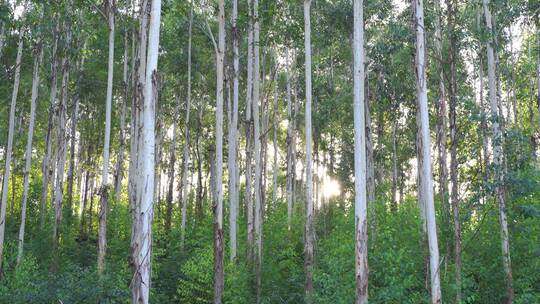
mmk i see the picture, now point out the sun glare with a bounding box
[322,179,341,199]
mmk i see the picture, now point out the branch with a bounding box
[204,19,218,53]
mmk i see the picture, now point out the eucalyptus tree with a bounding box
[445,0,462,299]
[303,0,315,301]
[17,21,44,266]
[353,0,368,302]
[41,20,59,228]
[228,0,240,262]
[482,0,514,301]
[213,0,226,301]
[245,0,255,263]
[413,0,442,302]
[285,45,295,230]
[253,0,264,301]
[114,0,132,203]
[180,0,194,245]
[0,17,25,274]
[52,0,74,271]
[98,0,115,276]
[130,0,163,301]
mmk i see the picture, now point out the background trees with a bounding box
[0,0,539,303]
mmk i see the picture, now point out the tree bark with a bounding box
[445,0,462,299]
[114,24,130,203]
[272,69,279,207]
[391,115,399,209]
[180,0,194,245]
[253,0,263,301]
[229,0,240,263]
[52,6,73,271]
[433,0,449,227]
[66,42,86,220]
[17,39,44,267]
[130,0,162,301]
[98,0,115,276]
[353,0,368,302]
[303,0,315,301]
[41,23,60,229]
[213,2,225,300]
[414,0,442,302]
[245,0,255,263]
[165,96,179,233]
[482,1,514,302]
[285,46,295,230]
[0,28,25,273]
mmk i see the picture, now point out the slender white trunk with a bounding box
[66,47,85,218]
[180,0,193,245]
[52,7,73,270]
[434,0,449,220]
[272,75,278,206]
[165,96,179,232]
[213,2,225,302]
[285,46,295,229]
[253,0,264,301]
[0,29,25,272]
[483,0,514,302]
[41,24,59,228]
[245,0,255,262]
[353,0,368,302]
[17,41,44,266]
[414,0,442,302]
[303,0,315,301]
[131,0,162,301]
[98,0,115,275]
[229,0,240,263]
[114,26,130,202]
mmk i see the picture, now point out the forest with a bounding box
[0,0,539,303]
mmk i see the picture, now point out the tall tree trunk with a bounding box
[434,0,449,229]
[52,6,73,271]
[391,115,399,209]
[476,5,490,183]
[17,40,44,267]
[303,0,315,301]
[253,0,263,301]
[365,81,375,205]
[114,25,130,203]
[0,28,24,273]
[66,42,85,220]
[272,72,278,207]
[41,24,60,228]
[213,2,225,300]
[414,0,442,302]
[98,0,115,276]
[245,0,255,263]
[180,0,194,245]
[482,1,514,302]
[130,0,162,301]
[165,96,179,233]
[196,101,204,219]
[446,0,462,299]
[229,0,240,263]
[285,46,295,230]
[529,30,537,160]
[353,0,368,302]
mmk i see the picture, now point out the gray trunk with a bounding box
[482,0,514,302]
[0,29,25,273]
[17,40,44,266]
